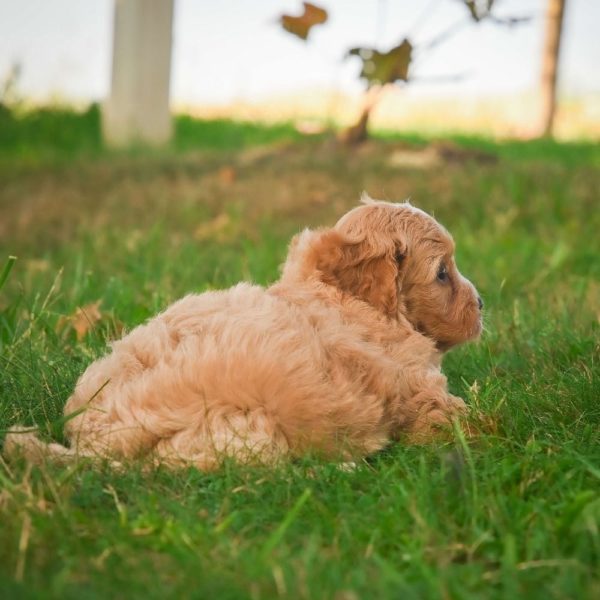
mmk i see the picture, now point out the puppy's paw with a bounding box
[402,391,469,443]
[3,426,48,463]
[447,394,468,415]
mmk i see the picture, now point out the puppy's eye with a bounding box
[437,264,449,283]
[395,250,405,264]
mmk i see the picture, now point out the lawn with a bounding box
[0,106,598,599]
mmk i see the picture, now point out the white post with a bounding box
[103,0,174,147]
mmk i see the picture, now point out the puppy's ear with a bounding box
[282,228,404,318]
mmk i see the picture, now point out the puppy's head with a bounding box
[282,197,482,350]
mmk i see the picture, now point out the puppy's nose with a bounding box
[477,296,483,310]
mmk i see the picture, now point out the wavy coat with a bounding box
[5,198,483,468]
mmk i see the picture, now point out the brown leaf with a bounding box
[348,39,413,87]
[218,166,236,185]
[56,301,103,341]
[280,2,328,41]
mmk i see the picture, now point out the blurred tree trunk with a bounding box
[338,102,372,146]
[338,86,384,146]
[539,0,566,138]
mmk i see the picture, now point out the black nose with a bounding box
[477,296,483,310]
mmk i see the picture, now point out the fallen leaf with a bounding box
[73,302,103,340]
[218,166,236,185]
[56,301,103,341]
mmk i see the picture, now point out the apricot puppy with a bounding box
[5,197,483,469]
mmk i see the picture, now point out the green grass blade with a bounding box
[261,488,312,557]
[0,256,17,292]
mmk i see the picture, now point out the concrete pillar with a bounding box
[103,0,174,147]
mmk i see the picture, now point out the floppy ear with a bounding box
[281,227,404,318]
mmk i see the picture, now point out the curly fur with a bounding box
[4,198,483,469]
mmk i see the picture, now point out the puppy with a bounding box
[5,197,483,469]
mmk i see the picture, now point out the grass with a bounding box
[0,103,306,164]
[0,106,598,599]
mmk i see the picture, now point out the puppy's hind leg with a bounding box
[151,410,290,471]
[3,426,79,465]
[3,426,121,468]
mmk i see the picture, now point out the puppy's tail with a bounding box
[3,425,75,465]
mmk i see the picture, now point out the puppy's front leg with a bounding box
[402,389,467,443]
